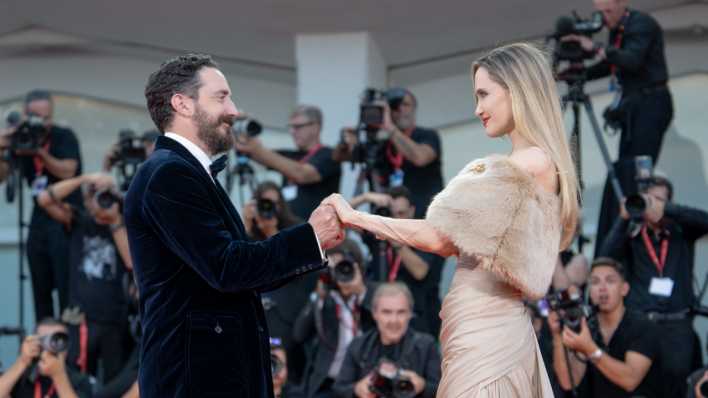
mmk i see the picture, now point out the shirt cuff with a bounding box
[313,229,326,261]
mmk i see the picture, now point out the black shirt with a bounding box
[10,367,92,398]
[586,9,669,94]
[68,210,129,324]
[579,310,661,398]
[278,145,341,219]
[599,204,708,313]
[19,125,82,226]
[398,127,444,219]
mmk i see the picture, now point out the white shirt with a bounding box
[162,132,326,260]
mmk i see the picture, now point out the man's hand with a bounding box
[354,373,375,398]
[308,203,344,250]
[18,335,41,367]
[561,318,597,356]
[38,350,68,380]
[322,193,357,227]
[234,135,264,156]
[561,34,595,52]
[399,369,426,395]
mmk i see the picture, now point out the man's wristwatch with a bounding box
[588,348,603,362]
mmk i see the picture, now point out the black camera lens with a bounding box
[256,198,277,220]
[232,118,262,137]
[39,331,69,354]
[333,260,356,284]
[96,189,119,209]
[625,194,646,220]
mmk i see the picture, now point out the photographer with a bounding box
[0,90,82,322]
[271,338,305,398]
[294,239,377,398]
[562,0,673,245]
[37,172,131,383]
[333,283,440,398]
[338,88,443,219]
[350,186,443,337]
[550,257,661,397]
[235,105,341,219]
[598,175,708,396]
[0,318,92,398]
[244,181,318,383]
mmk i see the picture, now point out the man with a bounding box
[339,88,443,219]
[563,0,673,248]
[37,172,132,382]
[351,186,443,336]
[235,105,341,219]
[333,283,440,398]
[0,318,92,398]
[598,175,708,396]
[294,239,377,398]
[125,54,343,397]
[270,338,305,398]
[0,90,82,321]
[550,258,661,397]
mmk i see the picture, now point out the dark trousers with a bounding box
[94,346,139,398]
[655,319,701,398]
[595,89,673,253]
[68,320,129,384]
[27,221,71,322]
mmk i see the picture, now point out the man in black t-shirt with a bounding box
[0,90,82,322]
[234,105,341,219]
[350,186,444,337]
[0,318,92,398]
[550,257,661,398]
[37,172,132,383]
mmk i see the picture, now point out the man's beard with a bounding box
[193,105,234,155]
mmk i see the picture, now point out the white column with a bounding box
[295,32,387,198]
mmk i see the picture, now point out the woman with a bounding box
[243,181,301,240]
[323,43,579,397]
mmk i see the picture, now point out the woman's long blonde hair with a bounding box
[473,42,579,249]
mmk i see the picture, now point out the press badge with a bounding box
[649,277,674,297]
[389,169,404,187]
[282,185,298,201]
[31,175,48,197]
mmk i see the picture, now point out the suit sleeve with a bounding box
[141,161,324,293]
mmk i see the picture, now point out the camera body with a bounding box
[369,358,416,398]
[231,117,262,139]
[550,11,604,64]
[8,112,49,154]
[320,257,357,291]
[38,331,70,354]
[256,198,277,220]
[94,188,122,210]
[110,129,148,191]
[625,156,654,223]
[543,289,595,334]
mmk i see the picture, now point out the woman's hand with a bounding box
[322,194,358,227]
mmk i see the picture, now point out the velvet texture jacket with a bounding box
[124,136,325,398]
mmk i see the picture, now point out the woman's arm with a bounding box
[324,194,457,258]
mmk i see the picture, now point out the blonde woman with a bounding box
[323,42,579,397]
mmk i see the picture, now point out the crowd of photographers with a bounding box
[0,1,707,397]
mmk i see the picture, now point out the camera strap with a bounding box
[334,295,359,336]
[76,318,89,373]
[386,246,403,282]
[641,225,669,276]
[32,136,52,178]
[609,9,631,90]
[298,143,323,165]
[34,379,55,398]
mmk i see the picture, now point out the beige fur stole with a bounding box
[426,155,561,299]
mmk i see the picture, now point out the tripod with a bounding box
[225,151,258,208]
[561,78,625,252]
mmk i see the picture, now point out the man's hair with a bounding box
[144,54,218,133]
[35,317,68,333]
[290,105,322,127]
[648,174,674,202]
[326,238,364,269]
[25,89,53,107]
[372,282,414,311]
[387,185,412,204]
[590,257,626,281]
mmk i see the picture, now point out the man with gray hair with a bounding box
[235,105,341,219]
[333,282,440,398]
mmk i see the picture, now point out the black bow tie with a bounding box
[209,155,228,178]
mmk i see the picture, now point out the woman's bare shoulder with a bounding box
[509,147,557,193]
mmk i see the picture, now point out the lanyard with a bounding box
[641,225,669,276]
[34,380,56,398]
[386,246,403,282]
[76,318,89,373]
[385,128,414,171]
[32,137,52,178]
[335,300,359,336]
[609,10,631,79]
[298,143,323,164]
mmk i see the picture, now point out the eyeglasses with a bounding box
[288,121,315,130]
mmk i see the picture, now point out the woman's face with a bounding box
[255,188,281,231]
[474,67,515,138]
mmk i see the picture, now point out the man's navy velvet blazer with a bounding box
[124,136,324,397]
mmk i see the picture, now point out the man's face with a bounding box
[391,94,416,131]
[373,293,412,344]
[589,266,629,313]
[593,0,628,29]
[390,196,415,219]
[25,99,53,130]
[288,114,320,151]
[192,67,239,155]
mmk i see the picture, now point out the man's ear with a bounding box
[170,93,194,118]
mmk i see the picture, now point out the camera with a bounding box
[549,11,604,64]
[256,198,276,220]
[320,257,358,290]
[359,89,387,130]
[231,117,262,139]
[95,188,122,210]
[6,111,49,153]
[109,129,148,191]
[38,331,69,354]
[369,358,416,398]
[624,156,654,222]
[543,289,595,334]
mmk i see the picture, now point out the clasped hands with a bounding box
[307,194,358,250]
